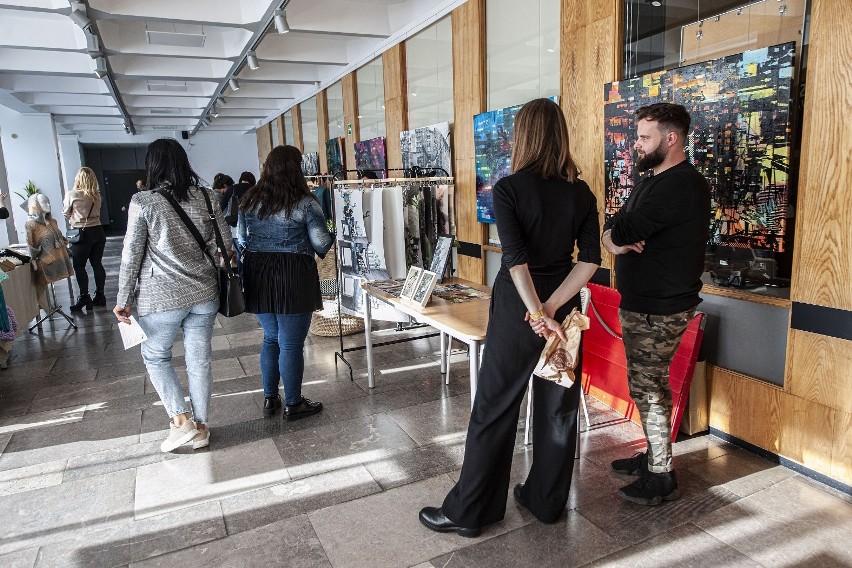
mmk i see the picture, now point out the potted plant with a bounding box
[15,180,39,211]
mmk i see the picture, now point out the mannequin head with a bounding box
[27,193,52,223]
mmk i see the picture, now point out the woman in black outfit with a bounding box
[63,167,108,311]
[419,98,601,535]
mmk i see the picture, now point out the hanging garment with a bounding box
[403,186,423,269]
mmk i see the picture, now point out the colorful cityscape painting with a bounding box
[326,137,345,176]
[354,136,387,178]
[474,97,557,224]
[604,42,794,252]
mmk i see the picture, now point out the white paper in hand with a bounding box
[118,316,148,349]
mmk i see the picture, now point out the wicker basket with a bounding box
[310,299,365,337]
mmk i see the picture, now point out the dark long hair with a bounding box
[212,173,234,190]
[241,145,313,219]
[511,98,579,182]
[144,138,201,202]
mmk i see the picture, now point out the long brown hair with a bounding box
[511,98,579,182]
[241,145,313,219]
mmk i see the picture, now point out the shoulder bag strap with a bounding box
[152,187,212,265]
[197,188,236,278]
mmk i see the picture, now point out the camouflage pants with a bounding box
[619,307,694,473]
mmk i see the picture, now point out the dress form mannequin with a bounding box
[25,193,74,288]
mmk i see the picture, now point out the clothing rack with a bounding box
[332,166,451,181]
[328,173,455,380]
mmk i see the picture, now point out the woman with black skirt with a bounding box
[419,98,601,535]
[238,145,333,420]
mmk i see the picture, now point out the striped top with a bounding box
[117,186,233,316]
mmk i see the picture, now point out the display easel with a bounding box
[29,276,77,333]
[329,167,454,380]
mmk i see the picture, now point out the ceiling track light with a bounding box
[246,51,260,70]
[217,96,228,106]
[210,105,220,118]
[93,57,107,78]
[273,9,290,34]
[69,8,92,31]
[229,78,240,92]
[200,117,211,127]
[85,32,102,58]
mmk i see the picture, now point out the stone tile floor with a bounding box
[0,237,850,567]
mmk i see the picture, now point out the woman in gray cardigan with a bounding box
[115,138,233,453]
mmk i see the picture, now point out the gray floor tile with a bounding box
[28,375,146,414]
[0,458,66,497]
[272,413,418,481]
[0,433,10,456]
[0,547,39,568]
[134,438,291,520]
[220,464,382,535]
[672,434,740,468]
[365,438,467,490]
[63,440,187,483]
[683,449,797,498]
[694,477,852,567]
[0,406,86,436]
[129,514,330,568]
[584,522,761,567]
[0,410,141,472]
[0,468,136,555]
[429,510,620,568]
[36,500,226,568]
[389,394,471,446]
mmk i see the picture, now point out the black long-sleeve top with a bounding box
[494,171,602,279]
[603,160,711,315]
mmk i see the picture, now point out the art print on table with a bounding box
[354,137,387,178]
[400,266,422,299]
[604,43,794,252]
[326,137,345,176]
[429,235,453,281]
[400,122,452,177]
[301,152,319,176]
[474,97,558,224]
[410,270,438,307]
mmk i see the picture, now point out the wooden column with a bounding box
[256,122,273,170]
[383,43,408,171]
[274,114,286,145]
[452,0,487,284]
[316,89,330,173]
[290,104,304,152]
[342,72,360,178]
[561,0,622,272]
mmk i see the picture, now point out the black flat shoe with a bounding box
[418,507,481,538]
[263,395,282,418]
[284,397,323,421]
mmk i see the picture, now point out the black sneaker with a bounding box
[611,451,647,475]
[284,397,323,421]
[263,395,282,418]
[618,470,681,506]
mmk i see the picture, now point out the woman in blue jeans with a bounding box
[115,138,233,452]
[239,145,333,420]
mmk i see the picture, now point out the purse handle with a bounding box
[153,186,235,278]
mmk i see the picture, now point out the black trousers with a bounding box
[69,225,107,296]
[442,270,582,527]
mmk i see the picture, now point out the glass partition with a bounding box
[407,16,454,129]
[357,57,386,140]
[300,96,318,155]
[327,81,345,140]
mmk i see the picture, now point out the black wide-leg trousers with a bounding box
[442,271,582,527]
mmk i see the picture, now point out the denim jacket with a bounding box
[238,195,333,258]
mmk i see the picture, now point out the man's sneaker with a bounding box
[284,397,323,421]
[263,395,282,418]
[160,420,199,453]
[611,451,647,475]
[618,470,681,506]
[191,425,210,450]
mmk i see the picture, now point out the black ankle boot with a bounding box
[92,291,107,306]
[70,294,93,312]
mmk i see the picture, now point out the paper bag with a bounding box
[532,308,590,388]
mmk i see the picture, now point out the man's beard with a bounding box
[636,143,666,172]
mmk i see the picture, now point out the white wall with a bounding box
[0,106,68,243]
[75,129,260,185]
[57,134,83,200]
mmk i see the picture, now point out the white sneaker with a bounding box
[160,420,199,453]
[191,425,210,450]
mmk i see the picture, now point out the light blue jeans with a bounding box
[137,300,219,424]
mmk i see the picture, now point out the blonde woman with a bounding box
[63,167,106,311]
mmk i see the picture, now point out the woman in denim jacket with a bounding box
[239,145,333,420]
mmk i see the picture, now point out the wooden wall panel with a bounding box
[787,329,852,413]
[342,72,359,179]
[274,115,286,146]
[291,104,303,152]
[383,43,408,171]
[831,410,852,482]
[790,0,852,311]
[255,122,273,170]
[316,89,329,174]
[452,0,486,283]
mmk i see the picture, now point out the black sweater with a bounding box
[494,172,602,279]
[603,161,710,315]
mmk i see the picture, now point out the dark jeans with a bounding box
[69,225,106,296]
[256,312,312,405]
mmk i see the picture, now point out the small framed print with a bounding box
[410,270,438,307]
[400,267,422,300]
[429,235,453,282]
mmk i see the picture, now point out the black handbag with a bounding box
[154,187,245,317]
[66,202,95,244]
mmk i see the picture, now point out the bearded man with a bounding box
[602,102,711,506]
